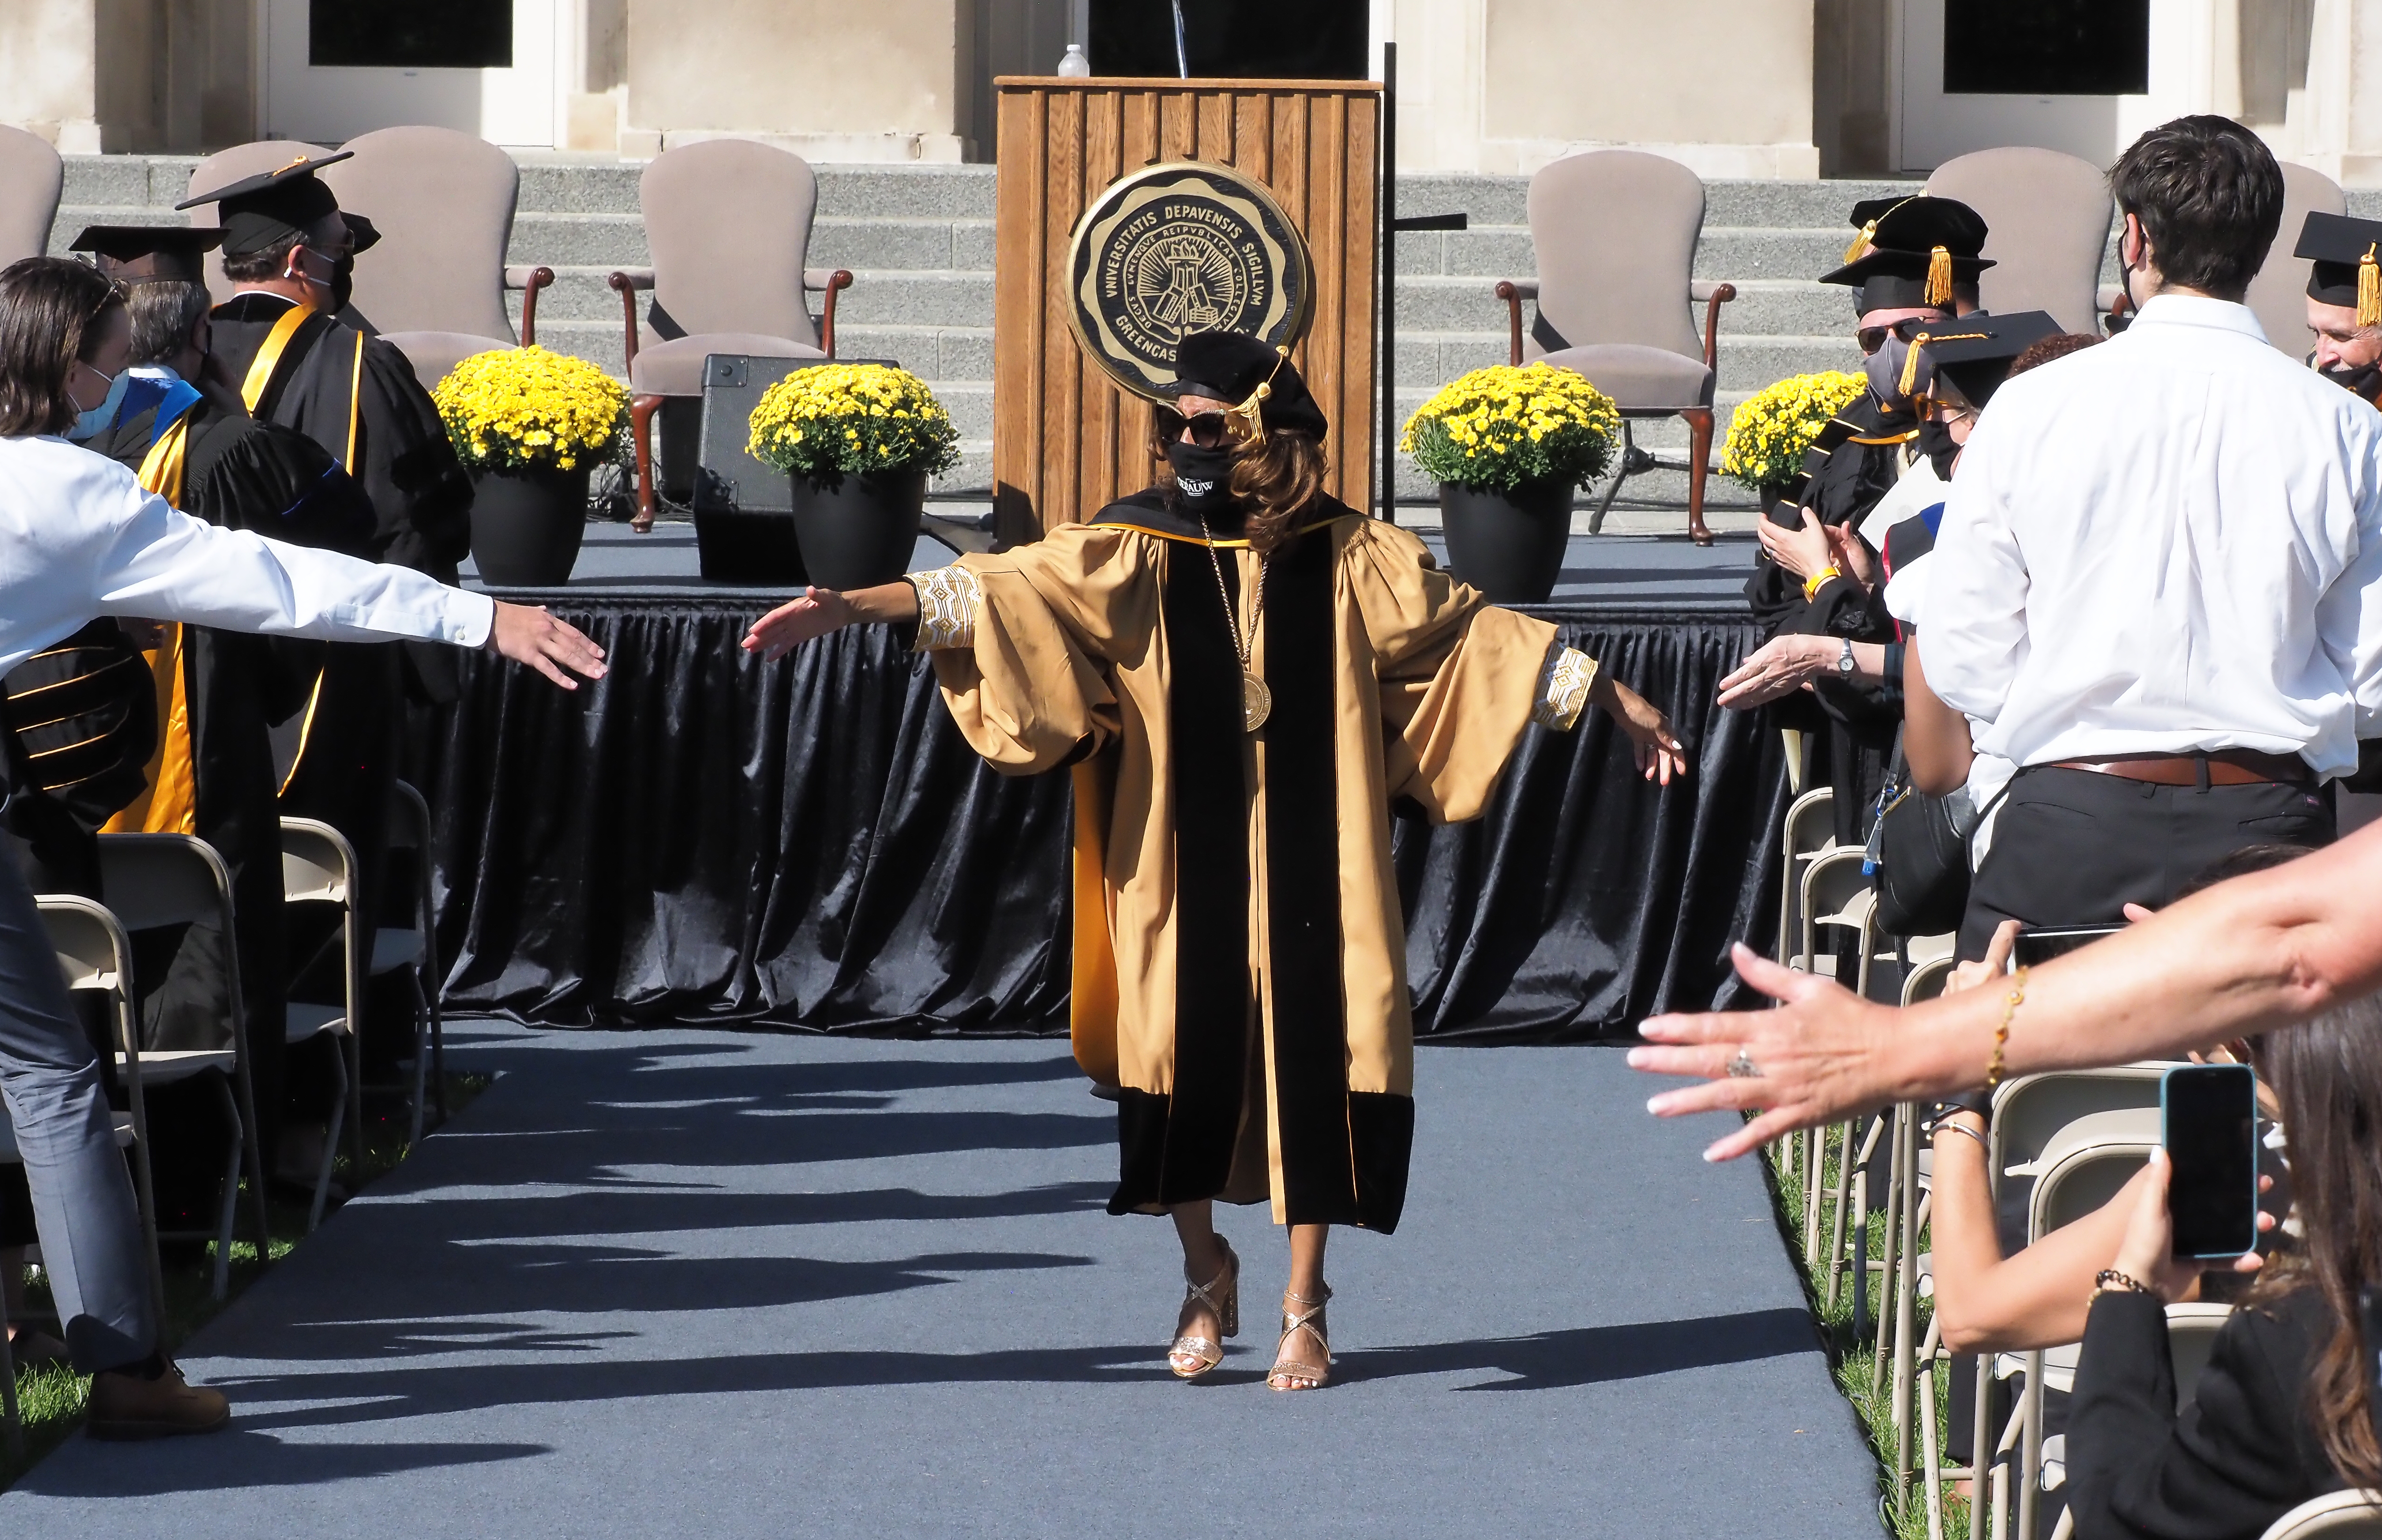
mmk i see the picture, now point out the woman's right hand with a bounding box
[742,587,855,660]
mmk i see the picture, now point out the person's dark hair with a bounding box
[1149,409,1330,556]
[125,280,212,368]
[219,230,306,284]
[2009,333,2099,377]
[2247,994,2382,1489]
[0,257,126,438]
[2108,115,2285,300]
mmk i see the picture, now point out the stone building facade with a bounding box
[5,0,2379,183]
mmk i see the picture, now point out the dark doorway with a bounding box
[1943,0,2149,96]
[1090,0,1369,80]
[311,0,514,69]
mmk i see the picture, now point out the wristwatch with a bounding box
[1836,638,1857,675]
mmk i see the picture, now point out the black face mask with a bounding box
[1164,441,1238,519]
[1917,416,1962,481]
[2320,357,2382,404]
[330,251,356,314]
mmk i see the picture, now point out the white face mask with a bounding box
[65,367,130,442]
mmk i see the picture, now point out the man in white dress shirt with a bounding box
[1918,117,2382,960]
[0,256,604,1435]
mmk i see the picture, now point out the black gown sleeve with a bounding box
[194,418,379,551]
[2066,1289,2343,1540]
[354,337,473,580]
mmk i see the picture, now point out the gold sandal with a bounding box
[1268,1285,1332,1391]
[1167,1240,1240,1379]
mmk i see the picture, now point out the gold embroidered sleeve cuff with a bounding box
[1530,644,1597,731]
[907,565,981,652]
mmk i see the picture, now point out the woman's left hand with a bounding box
[1591,675,1689,785]
[2110,1148,2264,1302]
[1717,634,1829,710]
[1758,509,1839,583]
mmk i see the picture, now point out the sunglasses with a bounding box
[1856,317,1936,355]
[1154,407,1253,451]
[1913,394,1973,424]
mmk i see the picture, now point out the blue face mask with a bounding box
[65,368,131,442]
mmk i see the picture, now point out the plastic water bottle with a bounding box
[1057,44,1091,77]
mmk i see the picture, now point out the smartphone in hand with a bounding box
[2162,1063,2261,1259]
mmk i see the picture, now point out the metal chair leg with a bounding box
[0,1292,20,1461]
[407,972,430,1148]
[209,1076,244,1301]
[311,1041,349,1234]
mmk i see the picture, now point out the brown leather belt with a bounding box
[2048,750,2313,787]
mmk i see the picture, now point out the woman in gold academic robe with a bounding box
[744,331,1687,1391]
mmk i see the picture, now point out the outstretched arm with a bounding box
[741,582,920,660]
[94,494,603,688]
[1626,829,2380,1161]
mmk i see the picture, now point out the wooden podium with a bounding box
[991,76,1381,543]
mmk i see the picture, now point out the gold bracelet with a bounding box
[1802,565,1842,602]
[2090,1267,2153,1305]
[1985,964,2027,1090]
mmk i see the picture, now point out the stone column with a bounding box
[0,0,101,153]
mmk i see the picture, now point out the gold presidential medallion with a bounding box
[1241,673,1272,733]
[1065,162,1316,401]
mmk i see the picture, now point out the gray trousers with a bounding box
[0,842,153,1373]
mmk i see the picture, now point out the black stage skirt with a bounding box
[422,599,1786,1042]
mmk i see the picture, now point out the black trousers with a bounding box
[1957,767,2334,961]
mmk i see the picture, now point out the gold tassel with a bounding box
[2360,244,2381,330]
[1900,333,1927,397]
[1925,245,1953,307]
[1845,220,1879,263]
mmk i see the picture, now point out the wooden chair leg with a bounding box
[630,392,664,533]
[1683,406,1716,546]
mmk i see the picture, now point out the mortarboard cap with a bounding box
[66,224,223,285]
[175,150,353,257]
[1910,310,2063,409]
[2294,210,2382,328]
[1168,330,1329,442]
[1821,195,1994,313]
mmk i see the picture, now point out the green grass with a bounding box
[0,1070,491,1488]
[1761,1122,1970,1540]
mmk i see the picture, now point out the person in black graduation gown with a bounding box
[1743,196,1992,874]
[2293,210,2382,407]
[179,155,472,1164]
[67,224,379,1207]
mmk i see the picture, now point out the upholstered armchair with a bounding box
[606,140,853,531]
[0,126,61,267]
[1925,147,2111,335]
[1491,150,1735,545]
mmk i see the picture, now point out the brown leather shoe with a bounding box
[86,1360,231,1439]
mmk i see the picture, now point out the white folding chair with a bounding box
[2261,1492,2382,1540]
[2040,1303,2239,1540]
[2011,1117,2159,1540]
[363,781,445,1147]
[281,818,365,1231]
[1776,785,1836,967]
[96,833,272,1299]
[22,898,166,1310]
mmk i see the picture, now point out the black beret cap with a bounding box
[1169,329,1329,441]
[1912,309,2064,408]
[177,150,353,257]
[2295,210,2382,316]
[67,224,222,284]
[1823,195,1995,311]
